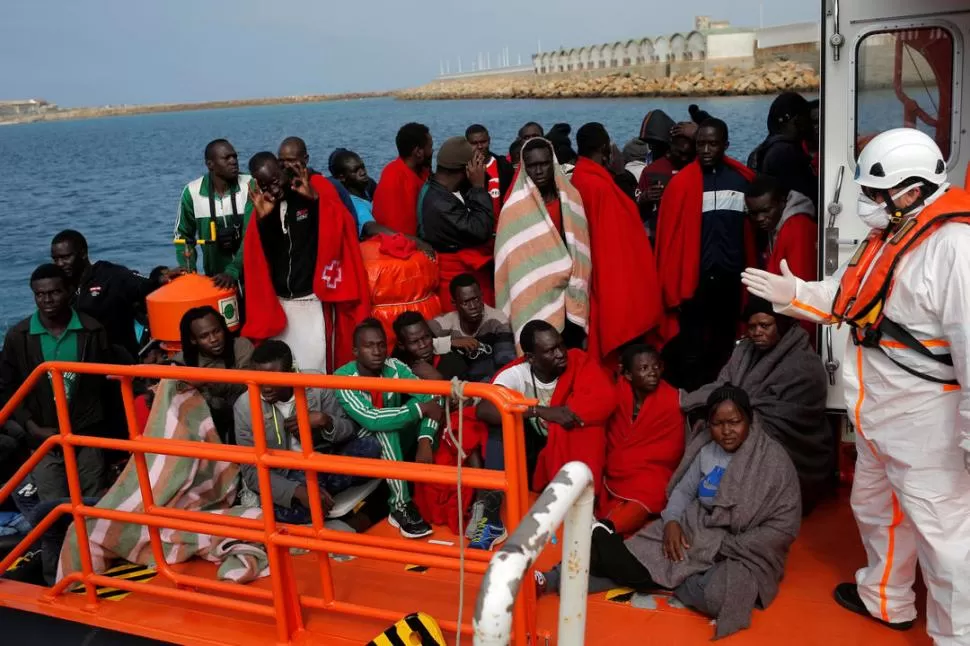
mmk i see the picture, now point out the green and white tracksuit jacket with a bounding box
[334,358,440,509]
[174,173,252,278]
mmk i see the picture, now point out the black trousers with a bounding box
[663,271,743,393]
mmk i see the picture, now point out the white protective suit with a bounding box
[777,214,970,645]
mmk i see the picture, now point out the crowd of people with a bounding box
[1,90,967,644]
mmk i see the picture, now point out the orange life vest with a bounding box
[830,187,970,384]
[832,187,970,327]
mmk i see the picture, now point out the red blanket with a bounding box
[241,175,371,373]
[372,158,429,235]
[412,408,489,534]
[514,348,617,493]
[436,246,495,313]
[570,158,664,362]
[655,158,756,339]
[597,380,685,517]
[769,213,817,281]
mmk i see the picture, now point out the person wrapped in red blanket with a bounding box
[371,123,433,235]
[570,123,664,363]
[598,344,685,536]
[655,118,757,392]
[241,153,370,373]
[479,320,616,490]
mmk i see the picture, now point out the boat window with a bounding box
[855,27,954,159]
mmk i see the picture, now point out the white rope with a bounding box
[447,377,468,646]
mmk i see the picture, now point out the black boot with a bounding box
[833,582,916,631]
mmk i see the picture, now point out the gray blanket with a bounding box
[681,326,831,495]
[624,421,801,639]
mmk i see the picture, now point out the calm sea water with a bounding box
[0,94,786,336]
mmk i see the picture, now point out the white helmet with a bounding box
[855,127,947,189]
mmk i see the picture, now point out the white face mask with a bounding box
[856,183,921,230]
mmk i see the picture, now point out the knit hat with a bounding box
[436,136,475,170]
[767,92,809,133]
[622,138,651,164]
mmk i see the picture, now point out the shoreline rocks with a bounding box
[395,61,819,101]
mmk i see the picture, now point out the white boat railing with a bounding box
[473,461,595,646]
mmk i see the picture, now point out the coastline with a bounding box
[395,61,818,101]
[0,91,390,126]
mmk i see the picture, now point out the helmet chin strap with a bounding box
[881,182,929,228]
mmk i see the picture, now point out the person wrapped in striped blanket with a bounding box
[494,137,591,351]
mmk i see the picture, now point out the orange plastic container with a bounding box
[146,274,240,351]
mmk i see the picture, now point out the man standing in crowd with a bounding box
[0,265,115,501]
[278,136,358,221]
[656,118,755,391]
[570,122,663,364]
[518,122,544,141]
[465,124,514,217]
[174,139,251,289]
[335,319,443,539]
[50,229,177,359]
[417,136,496,312]
[744,174,817,282]
[241,152,370,373]
[637,130,696,244]
[372,123,433,235]
[748,92,817,207]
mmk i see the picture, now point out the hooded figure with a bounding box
[747,92,817,207]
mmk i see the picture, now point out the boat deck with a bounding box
[0,493,932,645]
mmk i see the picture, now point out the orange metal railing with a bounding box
[0,362,537,644]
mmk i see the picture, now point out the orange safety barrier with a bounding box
[0,362,537,645]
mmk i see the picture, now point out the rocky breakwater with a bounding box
[396,61,818,100]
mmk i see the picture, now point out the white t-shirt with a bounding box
[493,363,558,436]
[266,396,301,451]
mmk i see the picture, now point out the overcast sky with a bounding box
[0,0,819,107]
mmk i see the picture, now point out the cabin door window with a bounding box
[855,28,955,160]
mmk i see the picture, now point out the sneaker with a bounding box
[534,570,548,596]
[469,517,508,551]
[833,582,916,631]
[2,549,45,585]
[465,501,485,540]
[388,503,433,539]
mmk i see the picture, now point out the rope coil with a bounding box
[446,377,468,645]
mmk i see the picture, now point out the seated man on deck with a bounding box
[234,340,380,524]
[417,136,496,312]
[372,122,433,235]
[0,265,117,503]
[428,273,516,378]
[175,306,255,443]
[538,384,801,640]
[598,344,685,536]
[681,297,831,514]
[475,320,615,538]
[241,152,370,374]
[334,319,444,539]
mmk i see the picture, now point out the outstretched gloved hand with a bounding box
[741,259,797,306]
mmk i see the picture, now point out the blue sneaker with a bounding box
[468,517,507,550]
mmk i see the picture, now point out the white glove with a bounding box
[741,259,797,306]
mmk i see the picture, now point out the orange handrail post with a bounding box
[0,361,538,645]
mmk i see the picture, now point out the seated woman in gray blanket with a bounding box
[537,384,801,639]
[682,297,831,514]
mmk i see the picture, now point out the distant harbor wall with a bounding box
[396,61,818,101]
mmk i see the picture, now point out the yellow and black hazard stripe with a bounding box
[367,612,446,646]
[70,562,157,601]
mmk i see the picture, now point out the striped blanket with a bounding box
[58,380,269,584]
[495,138,591,347]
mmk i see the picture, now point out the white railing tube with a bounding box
[473,461,595,646]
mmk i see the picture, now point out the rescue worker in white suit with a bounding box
[743,128,970,646]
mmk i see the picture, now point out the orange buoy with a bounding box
[146,274,240,352]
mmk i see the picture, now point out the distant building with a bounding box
[0,99,56,119]
[530,17,819,77]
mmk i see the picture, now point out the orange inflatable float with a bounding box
[360,234,441,346]
[146,273,240,352]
